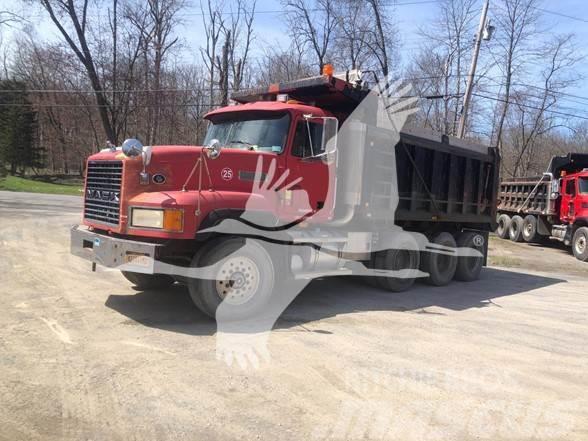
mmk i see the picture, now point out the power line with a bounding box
[0,88,225,94]
[0,102,222,108]
[473,92,588,121]
[511,82,588,103]
[14,0,440,21]
[479,78,588,111]
[0,74,477,95]
[534,7,588,24]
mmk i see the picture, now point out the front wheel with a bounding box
[121,271,175,290]
[188,238,275,320]
[572,227,588,262]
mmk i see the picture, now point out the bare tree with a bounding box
[503,34,580,177]
[256,40,313,84]
[125,0,184,143]
[332,0,370,70]
[200,0,225,108]
[228,0,255,92]
[283,0,337,74]
[36,0,117,143]
[490,0,540,150]
[365,0,394,77]
[408,0,479,135]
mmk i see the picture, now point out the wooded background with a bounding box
[0,0,587,178]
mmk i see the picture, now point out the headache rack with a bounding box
[232,74,370,113]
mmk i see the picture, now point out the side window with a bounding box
[565,179,576,196]
[291,121,324,157]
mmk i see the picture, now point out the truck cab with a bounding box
[78,100,336,242]
[560,171,588,225]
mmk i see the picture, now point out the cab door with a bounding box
[281,117,333,224]
[560,177,576,223]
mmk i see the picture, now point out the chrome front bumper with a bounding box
[70,225,160,274]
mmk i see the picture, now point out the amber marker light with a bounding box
[322,63,334,77]
[163,209,184,232]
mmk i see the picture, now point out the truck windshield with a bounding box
[580,177,588,194]
[204,113,290,153]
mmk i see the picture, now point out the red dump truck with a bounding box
[71,70,500,319]
[496,153,588,261]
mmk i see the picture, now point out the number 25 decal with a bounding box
[221,167,233,181]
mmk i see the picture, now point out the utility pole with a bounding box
[457,0,490,138]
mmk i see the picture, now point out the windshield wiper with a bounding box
[229,140,256,150]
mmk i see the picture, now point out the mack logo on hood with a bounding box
[86,188,120,202]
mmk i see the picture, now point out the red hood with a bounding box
[83,146,285,238]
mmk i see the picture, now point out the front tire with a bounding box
[188,238,275,320]
[121,271,175,290]
[572,227,588,262]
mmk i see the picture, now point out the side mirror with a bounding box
[322,117,338,156]
[303,116,338,159]
[122,138,143,157]
[205,139,222,159]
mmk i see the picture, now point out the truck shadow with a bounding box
[104,267,566,336]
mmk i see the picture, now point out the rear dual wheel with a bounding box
[522,215,540,243]
[366,230,485,290]
[421,232,458,286]
[508,215,525,242]
[496,214,511,239]
[364,233,421,292]
[420,231,485,283]
[454,231,485,282]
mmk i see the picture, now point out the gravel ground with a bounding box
[1,191,587,441]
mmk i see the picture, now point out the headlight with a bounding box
[130,208,183,232]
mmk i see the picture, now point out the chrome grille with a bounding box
[84,160,123,225]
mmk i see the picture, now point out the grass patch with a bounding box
[0,175,82,196]
[489,255,522,268]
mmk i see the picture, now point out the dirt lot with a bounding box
[1,191,587,441]
[489,235,588,278]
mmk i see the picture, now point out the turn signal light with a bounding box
[322,63,334,77]
[163,209,184,232]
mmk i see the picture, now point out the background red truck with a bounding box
[71,71,500,319]
[496,153,588,261]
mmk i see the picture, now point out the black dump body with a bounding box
[234,74,500,231]
[360,127,499,230]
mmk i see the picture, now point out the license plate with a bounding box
[124,253,151,267]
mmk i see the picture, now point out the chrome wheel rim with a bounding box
[525,223,533,235]
[576,236,587,255]
[215,255,260,305]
